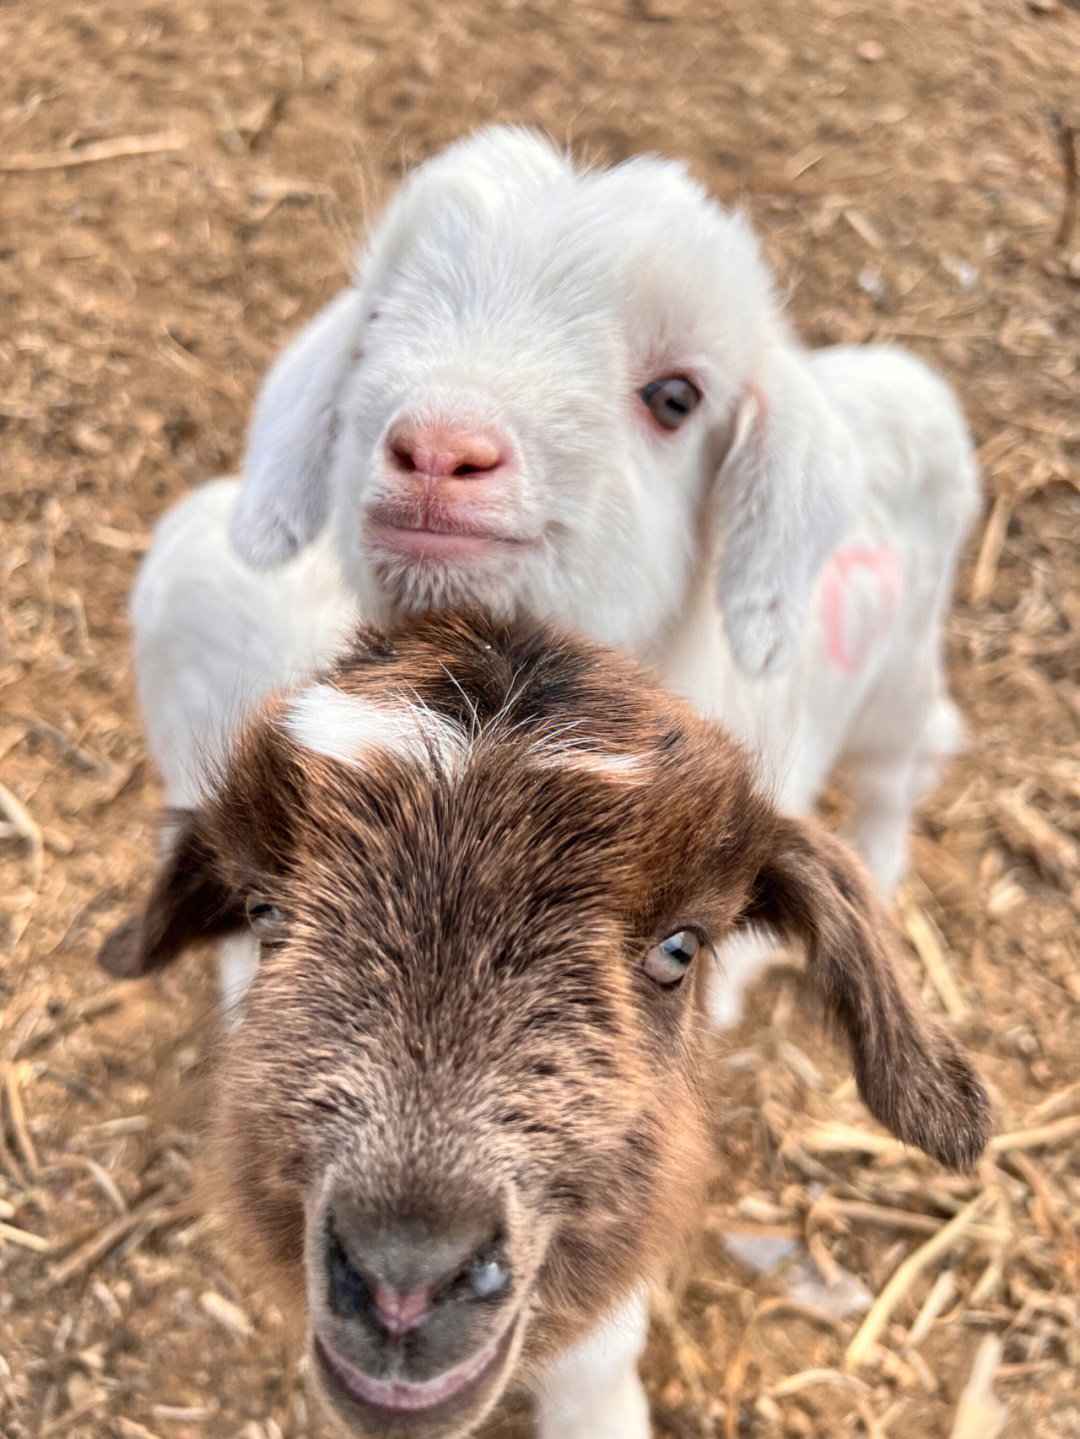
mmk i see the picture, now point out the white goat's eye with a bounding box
[246,896,286,939]
[639,376,701,430]
[643,930,701,986]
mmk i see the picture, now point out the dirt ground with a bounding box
[2,0,1079,1436]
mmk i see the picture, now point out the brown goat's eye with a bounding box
[245,896,286,941]
[644,930,701,986]
[639,376,702,430]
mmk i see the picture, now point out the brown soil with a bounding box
[2,1,1078,1437]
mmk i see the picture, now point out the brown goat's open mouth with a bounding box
[311,1310,522,1433]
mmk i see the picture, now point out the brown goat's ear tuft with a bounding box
[96,813,243,978]
[98,916,149,978]
[743,815,992,1170]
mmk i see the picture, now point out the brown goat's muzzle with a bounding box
[310,1310,526,1439]
[304,1172,537,1439]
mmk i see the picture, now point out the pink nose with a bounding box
[387,419,508,482]
[371,1281,432,1336]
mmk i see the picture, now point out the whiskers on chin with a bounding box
[376,551,523,620]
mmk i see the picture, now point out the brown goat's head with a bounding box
[100,612,991,1439]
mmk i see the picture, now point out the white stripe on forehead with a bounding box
[529,743,650,781]
[282,685,468,773]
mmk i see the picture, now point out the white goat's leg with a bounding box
[219,931,259,1023]
[842,757,917,897]
[707,928,787,1030]
[532,1287,651,1439]
[844,691,965,898]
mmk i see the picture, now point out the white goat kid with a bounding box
[133,126,979,1019]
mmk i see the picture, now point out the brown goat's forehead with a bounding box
[256,739,676,936]
[215,612,771,936]
[325,611,678,743]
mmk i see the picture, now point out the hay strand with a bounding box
[845,1192,994,1369]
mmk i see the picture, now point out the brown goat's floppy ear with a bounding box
[742,815,991,1170]
[717,350,855,678]
[98,814,243,978]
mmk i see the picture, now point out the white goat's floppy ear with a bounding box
[718,349,855,677]
[229,287,364,568]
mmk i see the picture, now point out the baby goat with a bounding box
[101,612,991,1439]
[133,126,979,1021]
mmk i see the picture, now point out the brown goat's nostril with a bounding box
[371,1281,431,1336]
[324,1207,510,1335]
[325,1225,374,1325]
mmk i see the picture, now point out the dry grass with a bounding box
[2,0,1079,1435]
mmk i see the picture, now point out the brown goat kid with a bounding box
[100,612,991,1439]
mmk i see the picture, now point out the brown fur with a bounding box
[99,611,991,1439]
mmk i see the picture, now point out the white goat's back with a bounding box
[134,478,356,806]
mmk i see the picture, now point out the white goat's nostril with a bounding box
[389,438,418,474]
[386,421,508,483]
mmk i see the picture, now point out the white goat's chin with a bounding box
[367,543,526,621]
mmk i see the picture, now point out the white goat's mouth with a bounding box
[364,516,535,565]
[312,1309,521,1425]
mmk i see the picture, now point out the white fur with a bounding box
[133,127,979,1027]
[219,931,259,1024]
[529,743,650,781]
[530,1288,651,1439]
[283,685,468,774]
[131,478,357,808]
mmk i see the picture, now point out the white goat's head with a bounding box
[230,127,854,675]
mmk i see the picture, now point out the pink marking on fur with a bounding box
[820,547,903,674]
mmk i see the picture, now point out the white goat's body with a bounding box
[133,479,356,808]
[666,345,976,857]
